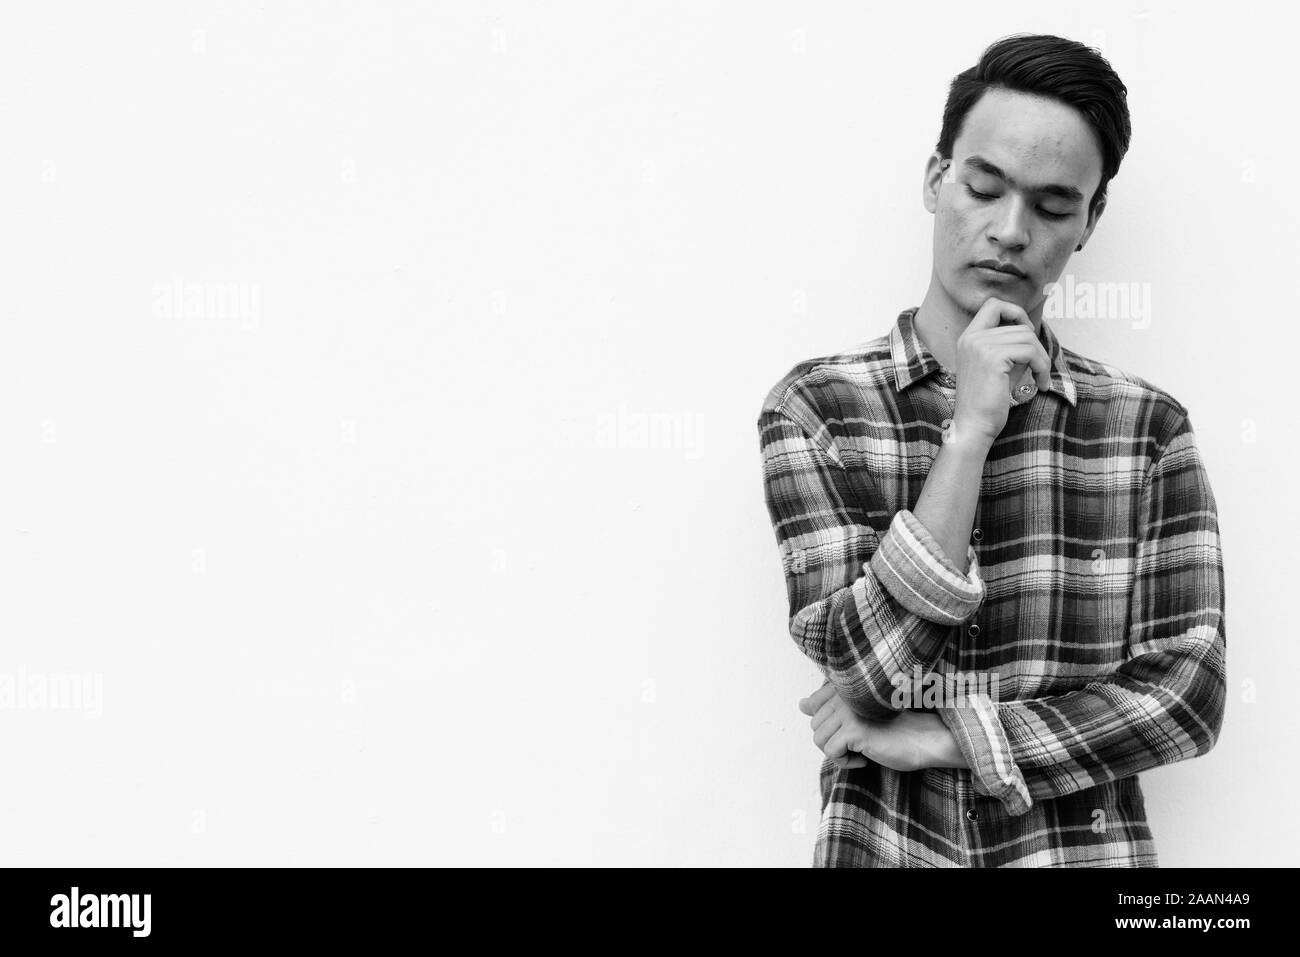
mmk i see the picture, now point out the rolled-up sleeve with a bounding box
[937,409,1226,816]
[759,397,985,720]
[873,508,986,625]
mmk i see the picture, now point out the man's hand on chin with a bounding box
[797,681,968,773]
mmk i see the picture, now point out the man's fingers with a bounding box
[813,713,842,751]
[798,679,838,716]
[998,343,1053,391]
[824,727,852,761]
[968,297,1029,332]
[833,753,869,770]
[972,318,1052,390]
[810,697,838,732]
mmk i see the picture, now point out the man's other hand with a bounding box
[798,682,962,773]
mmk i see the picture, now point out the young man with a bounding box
[757,34,1226,867]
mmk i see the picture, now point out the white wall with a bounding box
[0,0,1293,866]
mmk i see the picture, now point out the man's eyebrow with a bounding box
[962,156,1084,203]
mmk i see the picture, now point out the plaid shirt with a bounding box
[757,306,1226,867]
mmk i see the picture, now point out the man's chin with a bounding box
[954,278,1031,315]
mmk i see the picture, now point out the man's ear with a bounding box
[1078,195,1106,250]
[923,152,948,214]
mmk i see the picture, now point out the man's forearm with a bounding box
[913,429,992,574]
[916,712,969,769]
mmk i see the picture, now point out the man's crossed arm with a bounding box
[761,399,1226,816]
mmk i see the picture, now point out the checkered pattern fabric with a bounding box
[757,306,1226,867]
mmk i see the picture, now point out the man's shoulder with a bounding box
[757,329,895,425]
[1060,344,1191,432]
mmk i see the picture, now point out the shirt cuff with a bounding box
[937,694,1033,816]
[869,509,985,625]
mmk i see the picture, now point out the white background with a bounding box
[1,1,1294,866]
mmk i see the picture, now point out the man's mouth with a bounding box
[972,259,1028,280]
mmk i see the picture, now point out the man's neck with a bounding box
[913,280,1042,372]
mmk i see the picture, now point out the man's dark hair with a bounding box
[935,34,1132,218]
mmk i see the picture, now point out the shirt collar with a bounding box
[888,306,1077,408]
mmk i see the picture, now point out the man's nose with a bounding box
[988,197,1030,250]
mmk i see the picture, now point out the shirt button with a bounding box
[972,528,983,542]
[968,623,980,638]
[966,808,978,823]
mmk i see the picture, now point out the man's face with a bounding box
[924,87,1105,317]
